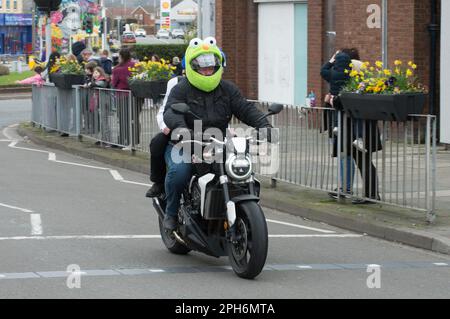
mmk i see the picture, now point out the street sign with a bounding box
[160,0,171,30]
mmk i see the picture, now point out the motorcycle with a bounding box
[152,102,283,279]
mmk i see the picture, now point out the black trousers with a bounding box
[150,132,170,184]
[352,149,378,199]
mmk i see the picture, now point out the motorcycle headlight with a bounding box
[225,155,252,181]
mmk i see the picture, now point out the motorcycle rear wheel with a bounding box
[158,217,191,255]
[227,201,268,279]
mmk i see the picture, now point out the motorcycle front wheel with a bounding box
[227,201,268,279]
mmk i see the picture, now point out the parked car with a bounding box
[134,29,147,37]
[122,32,136,44]
[156,29,171,39]
[171,29,185,39]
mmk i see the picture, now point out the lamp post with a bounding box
[381,0,388,67]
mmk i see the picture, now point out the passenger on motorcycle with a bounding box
[162,37,272,231]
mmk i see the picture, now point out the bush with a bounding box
[132,44,188,62]
[0,65,10,76]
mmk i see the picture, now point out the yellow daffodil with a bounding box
[350,70,359,77]
[375,61,383,68]
[383,69,392,76]
[412,64,417,69]
[395,68,401,75]
[394,60,402,66]
[406,69,413,77]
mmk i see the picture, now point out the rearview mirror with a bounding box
[171,103,190,114]
[268,103,283,115]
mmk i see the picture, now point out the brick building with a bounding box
[215,0,445,139]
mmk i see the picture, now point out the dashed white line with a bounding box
[110,170,124,181]
[266,219,336,234]
[30,214,43,235]
[0,202,33,213]
[297,265,313,269]
[269,234,362,238]
[148,269,165,273]
[433,263,448,266]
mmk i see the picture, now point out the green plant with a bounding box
[129,59,175,82]
[343,60,427,94]
[133,44,188,62]
[0,65,10,76]
[51,57,85,75]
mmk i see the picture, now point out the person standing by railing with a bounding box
[321,50,355,198]
[111,49,135,146]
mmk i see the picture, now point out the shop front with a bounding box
[0,14,32,55]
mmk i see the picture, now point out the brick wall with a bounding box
[216,0,437,108]
[215,0,258,99]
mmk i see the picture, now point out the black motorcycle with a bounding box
[153,103,283,279]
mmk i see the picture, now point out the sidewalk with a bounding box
[17,123,450,255]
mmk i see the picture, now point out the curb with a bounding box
[17,125,450,256]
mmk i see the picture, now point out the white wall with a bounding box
[441,1,450,143]
[258,3,295,104]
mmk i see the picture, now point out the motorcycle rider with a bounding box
[162,37,272,231]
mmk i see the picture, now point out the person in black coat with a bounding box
[162,52,271,231]
[321,49,382,203]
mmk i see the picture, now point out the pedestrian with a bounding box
[81,49,100,66]
[111,49,135,146]
[321,49,355,198]
[171,56,183,76]
[71,41,86,64]
[100,49,113,75]
[15,66,45,86]
[151,54,161,62]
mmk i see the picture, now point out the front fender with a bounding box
[231,194,260,204]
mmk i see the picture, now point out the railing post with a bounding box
[337,110,342,201]
[75,86,81,141]
[128,92,135,155]
[425,116,434,223]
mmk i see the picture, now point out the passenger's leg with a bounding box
[146,132,170,197]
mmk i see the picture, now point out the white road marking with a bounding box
[297,265,313,269]
[121,180,152,187]
[269,234,362,238]
[0,234,363,241]
[433,263,448,266]
[110,170,124,181]
[266,219,336,234]
[148,269,165,273]
[30,214,43,235]
[0,139,11,142]
[0,202,33,213]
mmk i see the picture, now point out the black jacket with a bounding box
[320,52,352,96]
[164,78,271,132]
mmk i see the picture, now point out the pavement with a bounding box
[1,98,450,298]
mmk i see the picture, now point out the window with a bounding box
[0,0,3,10]
[13,0,16,10]
[6,0,10,10]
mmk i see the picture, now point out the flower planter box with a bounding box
[50,73,85,90]
[129,79,168,101]
[340,92,427,122]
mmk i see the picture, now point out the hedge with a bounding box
[132,44,188,62]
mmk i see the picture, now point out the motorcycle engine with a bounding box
[191,183,202,214]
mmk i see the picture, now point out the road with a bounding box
[0,99,450,299]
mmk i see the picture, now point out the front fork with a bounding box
[218,165,239,243]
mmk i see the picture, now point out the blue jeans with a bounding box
[340,157,355,193]
[164,144,192,218]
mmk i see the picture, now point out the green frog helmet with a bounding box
[185,37,224,92]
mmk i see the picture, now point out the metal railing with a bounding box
[30,85,437,222]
